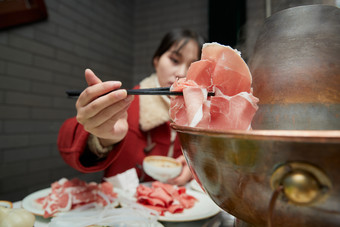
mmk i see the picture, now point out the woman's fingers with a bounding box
[167,155,193,185]
[167,165,192,186]
[90,113,129,144]
[77,68,123,108]
[74,69,131,145]
[95,111,128,136]
[76,88,129,124]
[84,96,133,132]
[76,81,123,108]
[176,155,186,164]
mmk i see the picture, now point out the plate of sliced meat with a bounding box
[157,188,221,222]
[22,188,52,217]
[22,178,119,218]
[116,181,221,222]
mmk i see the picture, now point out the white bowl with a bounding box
[143,156,182,182]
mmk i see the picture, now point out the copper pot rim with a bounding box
[171,124,340,142]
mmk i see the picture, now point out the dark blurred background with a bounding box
[0,0,337,202]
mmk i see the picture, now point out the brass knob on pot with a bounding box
[281,170,320,204]
[270,162,332,206]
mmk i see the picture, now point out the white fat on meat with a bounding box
[183,87,208,127]
[39,178,117,218]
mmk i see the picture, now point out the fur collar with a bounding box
[139,73,170,131]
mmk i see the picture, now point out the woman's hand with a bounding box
[76,69,134,147]
[167,155,193,186]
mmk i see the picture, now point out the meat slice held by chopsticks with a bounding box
[170,42,259,130]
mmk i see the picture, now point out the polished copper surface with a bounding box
[249,5,340,130]
[171,5,340,227]
[172,125,340,226]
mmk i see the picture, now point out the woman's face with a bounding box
[153,39,199,88]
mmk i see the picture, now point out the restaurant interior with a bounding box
[0,0,339,226]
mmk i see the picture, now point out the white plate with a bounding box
[189,179,205,193]
[116,187,221,222]
[22,188,51,216]
[22,188,119,217]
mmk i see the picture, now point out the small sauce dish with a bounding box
[143,156,182,182]
[0,200,13,208]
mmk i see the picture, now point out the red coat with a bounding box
[57,89,183,182]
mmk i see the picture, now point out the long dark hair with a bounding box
[152,29,205,67]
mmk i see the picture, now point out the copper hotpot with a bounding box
[172,5,340,227]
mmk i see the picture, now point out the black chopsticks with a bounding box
[66,87,215,98]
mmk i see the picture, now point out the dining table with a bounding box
[11,180,235,227]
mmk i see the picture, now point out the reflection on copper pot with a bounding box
[249,5,340,130]
[172,5,340,227]
[172,126,340,226]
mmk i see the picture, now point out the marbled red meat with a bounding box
[170,42,259,130]
[35,178,117,218]
[135,181,197,216]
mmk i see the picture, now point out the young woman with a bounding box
[58,29,204,185]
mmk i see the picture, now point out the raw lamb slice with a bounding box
[136,184,153,196]
[182,87,208,127]
[170,96,188,126]
[170,81,210,127]
[177,193,197,209]
[201,42,252,82]
[209,89,259,130]
[213,64,251,96]
[135,181,197,216]
[169,42,259,130]
[138,196,167,207]
[42,189,72,217]
[152,181,178,196]
[186,59,215,88]
[171,78,199,92]
[148,187,174,206]
[168,204,184,214]
[170,79,199,126]
[36,178,117,218]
